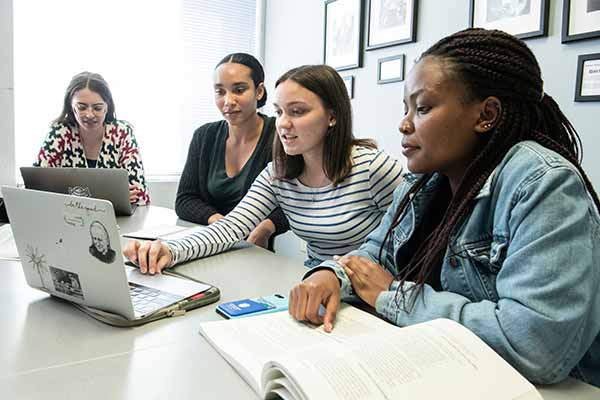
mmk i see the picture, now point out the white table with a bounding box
[0,206,598,399]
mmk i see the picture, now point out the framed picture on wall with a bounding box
[366,0,418,50]
[377,54,405,84]
[562,0,600,43]
[324,0,364,71]
[469,0,549,40]
[343,75,355,99]
[575,53,600,102]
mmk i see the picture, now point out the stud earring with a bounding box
[484,123,493,129]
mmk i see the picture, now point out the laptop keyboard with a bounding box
[129,282,184,315]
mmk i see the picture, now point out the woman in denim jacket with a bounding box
[289,28,600,387]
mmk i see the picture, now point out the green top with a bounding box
[206,115,274,212]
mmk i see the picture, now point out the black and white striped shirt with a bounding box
[167,146,403,265]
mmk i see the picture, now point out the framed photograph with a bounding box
[469,0,549,40]
[324,0,364,71]
[377,54,405,84]
[343,75,355,99]
[562,0,600,43]
[575,53,600,102]
[366,0,418,50]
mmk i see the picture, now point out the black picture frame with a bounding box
[366,0,418,51]
[469,0,549,40]
[324,0,364,71]
[343,75,355,99]
[574,53,600,102]
[377,54,405,84]
[562,0,600,43]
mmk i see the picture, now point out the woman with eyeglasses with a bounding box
[34,71,150,204]
[174,53,289,249]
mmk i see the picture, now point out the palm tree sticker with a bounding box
[26,245,52,290]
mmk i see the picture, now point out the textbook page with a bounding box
[0,224,19,260]
[198,306,394,396]
[200,306,541,400]
[264,318,541,400]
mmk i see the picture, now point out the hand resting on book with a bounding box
[289,255,394,332]
[288,269,341,333]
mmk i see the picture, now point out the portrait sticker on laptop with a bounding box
[88,220,116,264]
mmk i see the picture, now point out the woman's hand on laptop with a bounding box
[123,239,172,275]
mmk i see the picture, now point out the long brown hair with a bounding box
[381,28,600,306]
[272,65,375,185]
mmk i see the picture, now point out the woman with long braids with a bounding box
[289,28,600,387]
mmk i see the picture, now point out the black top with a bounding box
[175,114,289,235]
[206,116,273,212]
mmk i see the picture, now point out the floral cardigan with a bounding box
[34,119,151,205]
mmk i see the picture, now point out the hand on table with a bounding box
[207,213,224,225]
[123,239,173,275]
[247,219,275,249]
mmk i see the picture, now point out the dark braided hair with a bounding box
[216,53,268,108]
[380,28,600,308]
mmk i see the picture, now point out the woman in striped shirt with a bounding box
[124,65,403,274]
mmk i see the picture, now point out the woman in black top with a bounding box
[175,53,289,248]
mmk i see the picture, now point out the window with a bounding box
[14,0,257,179]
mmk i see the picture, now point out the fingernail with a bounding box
[325,322,332,332]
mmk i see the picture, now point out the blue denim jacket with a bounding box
[318,141,600,386]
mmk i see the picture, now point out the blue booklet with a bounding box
[216,294,288,319]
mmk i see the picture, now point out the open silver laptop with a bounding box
[20,167,137,216]
[2,186,210,320]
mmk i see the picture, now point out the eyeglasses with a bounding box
[73,102,107,115]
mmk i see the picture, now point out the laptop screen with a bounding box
[20,167,135,216]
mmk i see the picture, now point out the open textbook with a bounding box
[199,306,542,400]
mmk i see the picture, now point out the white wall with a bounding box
[2,0,598,259]
[263,0,600,260]
[0,0,15,191]
[147,180,179,209]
